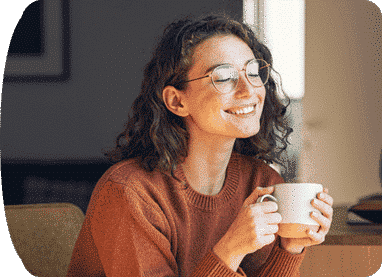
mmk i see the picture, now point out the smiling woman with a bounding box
[66,14,307,277]
[106,15,292,179]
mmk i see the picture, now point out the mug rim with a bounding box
[273,183,323,188]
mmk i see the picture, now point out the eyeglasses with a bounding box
[175,59,270,94]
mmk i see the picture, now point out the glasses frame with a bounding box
[174,59,270,94]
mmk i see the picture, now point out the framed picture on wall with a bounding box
[4,0,70,82]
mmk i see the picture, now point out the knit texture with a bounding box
[67,152,306,276]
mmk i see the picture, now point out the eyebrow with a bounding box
[202,59,255,75]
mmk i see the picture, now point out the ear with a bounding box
[162,86,189,117]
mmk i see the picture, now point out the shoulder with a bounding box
[84,160,174,246]
[104,158,151,184]
[88,158,175,222]
[94,158,177,204]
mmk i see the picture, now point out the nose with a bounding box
[233,71,257,99]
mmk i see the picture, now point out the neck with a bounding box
[181,133,235,196]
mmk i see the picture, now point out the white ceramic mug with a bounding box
[256,183,323,238]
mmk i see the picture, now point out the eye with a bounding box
[213,65,237,83]
[247,73,260,78]
[215,76,233,83]
[246,62,260,78]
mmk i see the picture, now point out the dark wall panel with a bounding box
[1,0,242,209]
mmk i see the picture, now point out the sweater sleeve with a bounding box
[250,236,306,277]
[67,179,248,277]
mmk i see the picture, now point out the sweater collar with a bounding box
[173,152,241,211]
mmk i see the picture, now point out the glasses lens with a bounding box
[211,64,239,94]
[211,60,270,94]
[246,59,269,87]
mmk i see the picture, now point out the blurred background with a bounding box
[1,0,381,215]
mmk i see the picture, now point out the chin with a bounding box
[233,128,261,139]
[241,125,261,138]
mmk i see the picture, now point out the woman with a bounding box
[67,14,333,277]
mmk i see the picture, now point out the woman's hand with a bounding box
[280,188,334,254]
[213,186,282,271]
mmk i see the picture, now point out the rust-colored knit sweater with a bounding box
[67,152,306,276]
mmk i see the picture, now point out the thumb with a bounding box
[243,186,275,207]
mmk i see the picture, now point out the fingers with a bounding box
[263,233,277,245]
[268,224,279,235]
[265,212,282,224]
[256,201,278,214]
[243,186,275,208]
[317,189,334,207]
[310,211,331,233]
[255,224,279,236]
[304,189,333,246]
[249,205,281,223]
[248,201,278,217]
[311,198,333,221]
[257,186,275,196]
[306,227,325,244]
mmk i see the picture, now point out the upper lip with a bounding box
[224,103,257,112]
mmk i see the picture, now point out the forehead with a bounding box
[190,35,255,73]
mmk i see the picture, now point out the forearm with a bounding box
[280,238,304,254]
[252,237,306,277]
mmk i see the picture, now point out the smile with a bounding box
[225,105,256,115]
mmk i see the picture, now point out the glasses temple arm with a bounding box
[175,75,210,85]
[259,64,271,70]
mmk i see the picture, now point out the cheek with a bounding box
[187,89,222,114]
[195,99,225,124]
[257,88,267,112]
[188,96,227,128]
[259,87,266,102]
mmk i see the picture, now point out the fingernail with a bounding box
[257,187,264,190]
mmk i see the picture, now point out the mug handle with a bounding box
[256,194,277,203]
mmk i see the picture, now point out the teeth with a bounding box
[226,105,255,115]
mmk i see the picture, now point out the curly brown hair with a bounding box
[105,14,293,180]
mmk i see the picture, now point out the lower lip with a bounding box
[225,106,257,117]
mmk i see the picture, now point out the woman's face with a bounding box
[182,34,266,141]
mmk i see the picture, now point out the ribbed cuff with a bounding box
[190,250,247,277]
[256,239,306,277]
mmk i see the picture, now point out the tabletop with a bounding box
[323,205,382,245]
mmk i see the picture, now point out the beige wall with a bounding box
[300,0,382,205]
